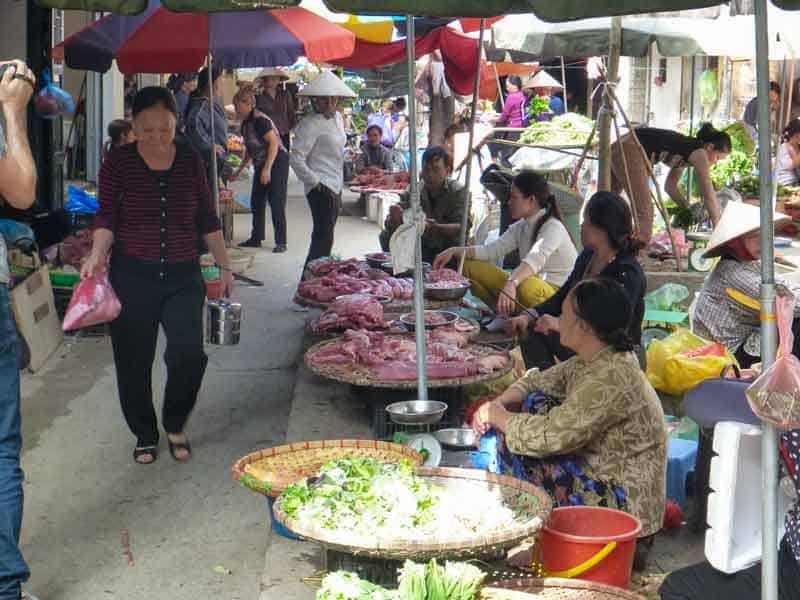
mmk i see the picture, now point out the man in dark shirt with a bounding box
[744,80,780,134]
[0,58,37,600]
[379,145,469,264]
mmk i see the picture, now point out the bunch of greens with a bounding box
[316,560,486,600]
[279,457,436,534]
[518,112,594,147]
[723,121,755,155]
[316,571,396,600]
[526,96,551,120]
[709,150,754,190]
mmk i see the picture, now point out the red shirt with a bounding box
[95,143,220,264]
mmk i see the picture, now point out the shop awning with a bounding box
[331,26,490,97]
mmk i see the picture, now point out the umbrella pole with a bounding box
[754,2,779,600]
[406,15,427,401]
[560,56,568,113]
[458,18,485,256]
[207,50,221,222]
[597,16,622,191]
[687,56,696,208]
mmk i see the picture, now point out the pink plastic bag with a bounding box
[746,292,800,429]
[62,273,122,331]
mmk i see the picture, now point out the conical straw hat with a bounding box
[298,70,356,98]
[523,70,564,90]
[703,201,790,258]
[257,67,290,80]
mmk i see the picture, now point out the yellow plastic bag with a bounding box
[646,328,738,396]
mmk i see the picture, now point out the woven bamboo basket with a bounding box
[304,336,512,390]
[231,439,422,498]
[273,466,552,561]
[482,578,647,599]
[307,316,481,341]
[294,292,457,312]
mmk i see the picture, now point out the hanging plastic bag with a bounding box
[34,69,74,120]
[62,273,121,331]
[645,282,690,311]
[646,327,738,396]
[65,185,99,213]
[746,293,800,429]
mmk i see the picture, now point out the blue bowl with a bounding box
[267,497,301,540]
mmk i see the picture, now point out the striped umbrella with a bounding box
[52,0,356,74]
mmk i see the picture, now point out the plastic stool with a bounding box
[667,437,699,508]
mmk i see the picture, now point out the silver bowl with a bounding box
[423,282,471,302]
[399,310,459,331]
[386,400,447,425]
[433,428,476,450]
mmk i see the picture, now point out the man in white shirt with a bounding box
[289,71,355,270]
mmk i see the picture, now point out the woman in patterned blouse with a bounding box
[473,278,667,562]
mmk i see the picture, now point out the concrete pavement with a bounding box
[17,177,380,600]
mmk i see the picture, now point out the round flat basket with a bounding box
[273,466,552,561]
[232,440,423,498]
[482,578,646,600]
[304,336,512,389]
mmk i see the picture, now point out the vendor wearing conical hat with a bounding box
[290,71,356,271]
[693,201,800,367]
[522,70,565,120]
[255,67,295,151]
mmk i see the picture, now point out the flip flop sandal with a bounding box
[168,438,192,463]
[133,446,158,465]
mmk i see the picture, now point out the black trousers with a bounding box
[659,538,799,600]
[521,330,575,370]
[109,256,208,447]
[304,184,340,269]
[281,133,291,153]
[734,317,800,369]
[251,152,289,245]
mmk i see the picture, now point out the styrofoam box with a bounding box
[705,421,794,574]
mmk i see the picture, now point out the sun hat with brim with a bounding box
[257,67,290,81]
[703,201,791,258]
[298,70,357,98]
[523,70,564,90]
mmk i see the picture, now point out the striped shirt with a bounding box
[95,143,220,264]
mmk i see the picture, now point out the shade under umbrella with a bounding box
[52,1,356,74]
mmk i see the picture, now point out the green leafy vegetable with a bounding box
[527,96,551,119]
[316,571,396,600]
[709,150,754,190]
[518,112,594,147]
[398,560,427,600]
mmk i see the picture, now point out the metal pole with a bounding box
[458,18,485,249]
[207,50,220,219]
[687,56,696,205]
[560,56,568,114]
[754,2,779,600]
[597,17,622,191]
[406,15,428,400]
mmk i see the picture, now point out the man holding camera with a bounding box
[0,59,38,600]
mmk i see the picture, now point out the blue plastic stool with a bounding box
[667,437,699,509]
[266,497,301,540]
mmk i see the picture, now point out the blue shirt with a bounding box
[549,96,565,116]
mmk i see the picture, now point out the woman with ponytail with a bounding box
[610,122,731,242]
[473,277,667,555]
[508,191,647,370]
[433,171,577,312]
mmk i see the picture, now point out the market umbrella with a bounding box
[51,1,356,74]
[489,11,799,61]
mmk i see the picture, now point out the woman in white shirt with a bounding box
[776,119,800,187]
[290,71,355,270]
[433,171,578,313]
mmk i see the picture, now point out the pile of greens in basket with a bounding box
[316,559,486,600]
[518,113,594,147]
[279,457,436,534]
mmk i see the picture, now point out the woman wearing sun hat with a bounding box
[290,71,356,270]
[693,201,800,367]
[256,67,295,151]
[522,69,566,121]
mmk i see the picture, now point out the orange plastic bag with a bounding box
[646,328,738,396]
[746,293,800,429]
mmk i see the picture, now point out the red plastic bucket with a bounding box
[540,506,642,589]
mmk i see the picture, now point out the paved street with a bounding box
[17,177,380,600]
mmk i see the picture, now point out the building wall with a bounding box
[0,0,27,59]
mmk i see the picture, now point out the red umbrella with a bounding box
[52,2,355,74]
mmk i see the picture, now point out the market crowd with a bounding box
[1,56,800,600]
